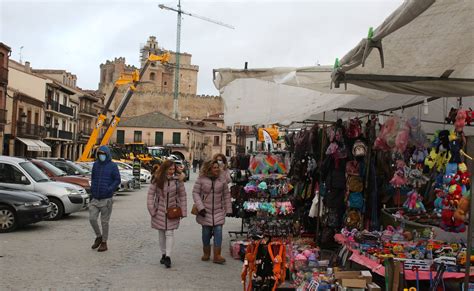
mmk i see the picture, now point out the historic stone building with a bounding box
[98,36,223,119]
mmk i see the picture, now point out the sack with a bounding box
[347,175,364,192]
[167,180,182,219]
[167,207,182,219]
[348,192,364,210]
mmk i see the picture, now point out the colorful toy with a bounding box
[403,190,426,214]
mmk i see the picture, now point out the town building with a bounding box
[0,43,11,155]
[112,111,227,162]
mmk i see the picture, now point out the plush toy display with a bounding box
[403,190,426,214]
[454,109,467,133]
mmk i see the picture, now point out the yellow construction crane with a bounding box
[78,52,170,162]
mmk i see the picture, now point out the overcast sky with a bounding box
[0,0,402,95]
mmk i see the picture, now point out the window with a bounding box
[134,131,142,142]
[155,131,163,146]
[150,72,155,81]
[116,130,124,144]
[20,162,49,182]
[63,95,67,106]
[226,134,231,142]
[214,136,220,146]
[172,132,181,144]
[164,81,167,86]
[0,163,29,184]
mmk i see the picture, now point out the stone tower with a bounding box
[98,36,221,119]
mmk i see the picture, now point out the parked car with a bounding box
[114,161,152,183]
[0,187,51,232]
[40,158,90,177]
[76,162,135,192]
[0,156,89,220]
[31,159,91,195]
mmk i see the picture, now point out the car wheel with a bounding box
[46,197,64,220]
[0,205,17,233]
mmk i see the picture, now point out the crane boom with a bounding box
[159,4,234,29]
[77,52,170,162]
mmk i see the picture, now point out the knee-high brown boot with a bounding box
[202,246,211,261]
[213,246,226,264]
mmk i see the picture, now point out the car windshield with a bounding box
[67,161,90,175]
[20,162,50,182]
[77,163,92,171]
[37,160,67,176]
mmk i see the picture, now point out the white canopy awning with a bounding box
[34,140,51,152]
[213,0,474,127]
[16,138,51,152]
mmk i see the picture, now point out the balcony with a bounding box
[46,100,59,112]
[59,104,74,116]
[0,109,7,124]
[0,67,8,85]
[79,107,97,117]
[79,128,93,138]
[59,130,73,140]
[46,101,74,117]
[17,122,46,139]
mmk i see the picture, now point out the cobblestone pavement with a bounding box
[0,172,244,290]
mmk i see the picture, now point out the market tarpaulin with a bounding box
[334,0,474,97]
[214,0,474,126]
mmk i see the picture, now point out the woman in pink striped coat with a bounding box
[193,160,232,264]
[147,160,187,268]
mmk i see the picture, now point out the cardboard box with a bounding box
[341,278,366,288]
[367,282,382,291]
[335,270,373,288]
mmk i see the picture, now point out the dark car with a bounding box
[0,187,51,232]
[39,158,90,177]
[31,159,91,195]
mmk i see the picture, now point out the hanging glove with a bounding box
[199,209,207,217]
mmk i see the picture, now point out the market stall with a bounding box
[216,0,474,289]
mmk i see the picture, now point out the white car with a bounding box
[76,161,135,192]
[114,161,152,183]
[0,156,89,220]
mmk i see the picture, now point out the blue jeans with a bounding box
[202,225,223,247]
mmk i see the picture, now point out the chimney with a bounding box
[24,61,31,73]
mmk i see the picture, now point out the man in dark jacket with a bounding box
[89,145,121,252]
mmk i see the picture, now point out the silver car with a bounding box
[0,156,89,220]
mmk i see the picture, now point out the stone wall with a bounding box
[109,87,223,119]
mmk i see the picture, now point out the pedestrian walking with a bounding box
[192,159,198,173]
[192,160,232,264]
[213,153,231,184]
[89,145,121,252]
[147,160,187,268]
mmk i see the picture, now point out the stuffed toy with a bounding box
[374,116,399,151]
[390,160,408,188]
[434,189,445,217]
[407,168,430,188]
[466,108,473,125]
[455,109,467,133]
[403,190,426,214]
[412,148,428,165]
[407,117,427,147]
[450,138,463,163]
[347,118,362,139]
[454,196,470,221]
[445,107,458,124]
[395,125,410,153]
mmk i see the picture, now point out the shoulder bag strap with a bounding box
[175,179,180,207]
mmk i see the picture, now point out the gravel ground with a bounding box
[0,172,244,290]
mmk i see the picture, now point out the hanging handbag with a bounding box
[167,180,183,219]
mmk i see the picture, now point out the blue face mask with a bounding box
[98,154,107,162]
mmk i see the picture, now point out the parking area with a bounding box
[0,172,243,290]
